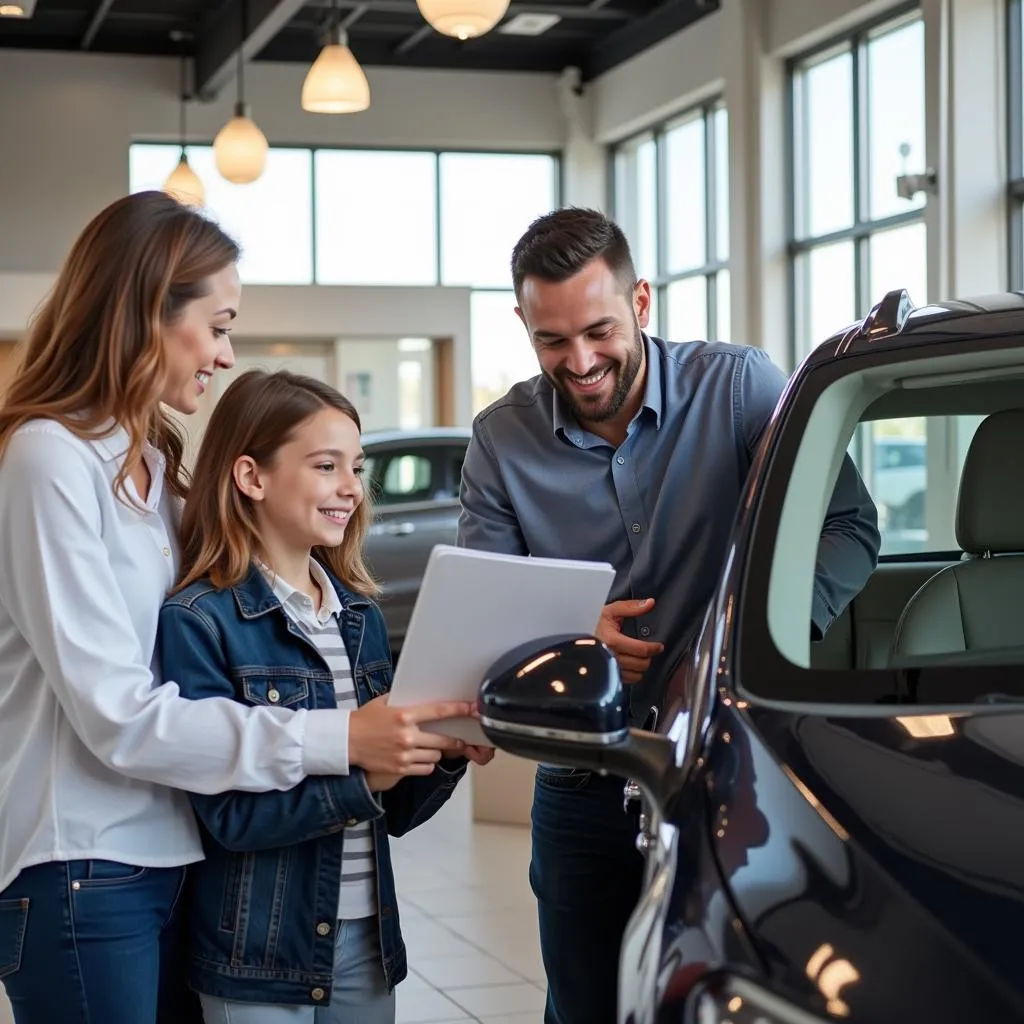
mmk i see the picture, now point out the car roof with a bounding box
[362,427,472,447]
[809,289,1024,366]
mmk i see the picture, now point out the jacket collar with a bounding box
[231,562,371,620]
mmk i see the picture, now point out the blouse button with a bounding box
[162,547,171,557]
[267,689,281,704]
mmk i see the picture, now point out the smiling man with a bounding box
[456,208,880,1024]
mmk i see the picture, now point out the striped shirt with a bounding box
[259,558,377,921]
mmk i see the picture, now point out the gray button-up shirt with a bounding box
[457,335,880,721]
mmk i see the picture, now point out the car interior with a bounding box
[765,349,1024,687]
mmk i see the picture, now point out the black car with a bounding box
[478,290,1024,1023]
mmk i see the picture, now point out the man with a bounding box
[456,208,879,1024]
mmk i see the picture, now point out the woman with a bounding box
[0,192,468,1024]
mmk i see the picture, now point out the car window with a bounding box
[735,343,1024,696]
[366,450,436,506]
[847,415,984,555]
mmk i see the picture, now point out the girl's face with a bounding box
[236,407,365,555]
[160,264,240,415]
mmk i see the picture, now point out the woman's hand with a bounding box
[349,695,474,776]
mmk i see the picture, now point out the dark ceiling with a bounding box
[0,0,720,97]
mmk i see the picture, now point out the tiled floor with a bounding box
[0,777,544,1024]
[390,777,545,1023]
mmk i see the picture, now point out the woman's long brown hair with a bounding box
[0,191,240,502]
[176,369,379,598]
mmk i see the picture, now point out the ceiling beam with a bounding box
[194,0,309,101]
[583,0,719,80]
[80,0,117,49]
[302,0,630,20]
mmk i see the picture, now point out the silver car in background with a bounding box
[361,428,471,652]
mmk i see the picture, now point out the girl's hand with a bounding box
[364,772,402,793]
[349,695,474,776]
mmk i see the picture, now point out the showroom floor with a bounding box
[0,780,544,1024]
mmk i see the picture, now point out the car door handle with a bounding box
[385,522,416,536]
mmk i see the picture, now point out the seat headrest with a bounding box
[956,409,1024,554]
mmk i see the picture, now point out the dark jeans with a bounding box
[0,859,203,1024]
[530,766,645,1024]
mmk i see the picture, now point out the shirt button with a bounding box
[311,988,325,1001]
[616,456,625,465]
[316,922,331,936]
[267,689,281,704]
[632,522,641,534]
[640,627,651,637]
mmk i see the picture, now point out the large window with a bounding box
[129,144,559,414]
[613,101,730,342]
[789,11,927,361]
[1009,0,1024,288]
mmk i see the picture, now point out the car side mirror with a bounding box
[478,635,675,798]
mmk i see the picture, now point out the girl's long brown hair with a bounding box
[176,369,379,598]
[0,191,240,502]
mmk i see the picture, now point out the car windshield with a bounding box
[736,338,1024,707]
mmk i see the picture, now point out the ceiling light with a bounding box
[163,53,205,207]
[301,26,369,113]
[416,0,510,40]
[0,4,27,16]
[164,155,205,207]
[214,104,268,184]
[213,0,267,184]
[499,12,560,35]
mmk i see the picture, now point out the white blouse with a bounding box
[0,420,351,893]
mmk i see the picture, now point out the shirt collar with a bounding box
[257,557,342,625]
[551,332,663,442]
[85,419,166,470]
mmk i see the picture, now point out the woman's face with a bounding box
[160,264,241,415]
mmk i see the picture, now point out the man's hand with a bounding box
[595,598,664,683]
[349,696,474,776]
[461,745,496,766]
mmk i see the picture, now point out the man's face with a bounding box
[516,258,651,425]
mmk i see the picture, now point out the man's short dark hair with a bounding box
[510,207,637,301]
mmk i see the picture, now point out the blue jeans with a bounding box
[530,767,645,1024]
[0,859,200,1024]
[198,917,394,1024]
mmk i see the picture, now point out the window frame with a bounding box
[610,98,729,341]
[786,3,925,366]
[1008,0,1024,289]
[130,141,561,289]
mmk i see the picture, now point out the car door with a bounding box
[363,441,464,649]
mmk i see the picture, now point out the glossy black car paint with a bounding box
[481,293,1024,1023]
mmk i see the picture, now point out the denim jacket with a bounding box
[157,564,467,1006]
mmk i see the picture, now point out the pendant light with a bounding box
[301,0,370,113]
[163,54,205,207]
[213,0,268,184]
[416,0,510,40]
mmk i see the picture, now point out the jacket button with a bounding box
[316,922,331,936]
[345,817,358,826]
[268,689,281,703]
[311,987,325,1001]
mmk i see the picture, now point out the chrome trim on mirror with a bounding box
[478,716,629,746]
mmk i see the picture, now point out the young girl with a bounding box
[157,369,492,1024]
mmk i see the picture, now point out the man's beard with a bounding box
[547,322,644,424]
